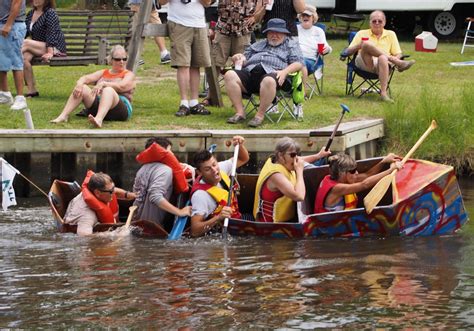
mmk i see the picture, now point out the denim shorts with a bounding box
[0,22,26,71]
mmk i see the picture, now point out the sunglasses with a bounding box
[287,152,300,158]
[113,57,128,62]
[371,19,383,24]
[99,186,115,194]
[347,168,358,174]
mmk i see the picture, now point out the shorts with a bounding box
[355,54,378,74]
[212,32,251,68]
[0,22,26,71]
[130,4,162,25]
[86,95,131,121]
[235,65,292,95]
[304,58,317,74]
[168,21,211,68]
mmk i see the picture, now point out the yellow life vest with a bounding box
[253,158,297,223]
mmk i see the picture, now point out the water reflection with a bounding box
[0,178,472,328]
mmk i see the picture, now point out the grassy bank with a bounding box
[0,38,472,172]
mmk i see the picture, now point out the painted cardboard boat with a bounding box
[48,180,169,238]
[228,157,469,238]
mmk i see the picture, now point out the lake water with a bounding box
[0,178,473,328]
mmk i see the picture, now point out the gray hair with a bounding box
[328,153,357,180]
[271,137,301,162]
[106,45,127,65]
[87,172,113,192]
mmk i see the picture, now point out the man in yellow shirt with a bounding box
[346,10,415,103]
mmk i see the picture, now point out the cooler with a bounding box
[415,31,438,52]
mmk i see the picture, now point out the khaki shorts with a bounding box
[212,32,251,68]
[130,4,162,25]
[355,54,379,74]
[168,21,211,68]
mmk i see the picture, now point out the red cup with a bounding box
[317,43,325,55]
[362,37,369,42]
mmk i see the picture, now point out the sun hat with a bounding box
[301,4,318,22]
[262,18,290,34]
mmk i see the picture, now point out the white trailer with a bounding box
[307,0,474,39]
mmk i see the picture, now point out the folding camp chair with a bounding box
[244,72,302,123]
[461,17,474,54]
[305,23,326,98]
[341,31,407,98]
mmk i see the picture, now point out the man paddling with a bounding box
[64,172,134,236]
[190,136,249,237]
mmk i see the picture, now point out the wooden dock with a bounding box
[0,119,384,197]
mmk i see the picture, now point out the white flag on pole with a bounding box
[1,158,20,211]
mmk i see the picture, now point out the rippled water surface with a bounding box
[1,178,473,328]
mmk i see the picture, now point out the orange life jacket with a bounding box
[81,170,119,224]
[135,143,189,194]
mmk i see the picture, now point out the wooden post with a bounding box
[127,0,222,107]
[126,0,153,73]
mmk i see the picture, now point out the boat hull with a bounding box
[228,160,468,238]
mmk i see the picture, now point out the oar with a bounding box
[222,143,240,240]
[124,205,137,229]
[364,120,438,214]
[168,200,190,240]
[325,103,351,151]
[314,104,350,166]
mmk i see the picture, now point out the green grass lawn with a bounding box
[0,38,472,170]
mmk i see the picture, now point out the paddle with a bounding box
[222,143,240,240]
[168,200,190,240]
[124,205,137,229]
[314,104,350,166]
[326,103,351,151]
[364,120,438,214]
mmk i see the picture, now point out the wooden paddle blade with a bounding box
[125,205,137,228]
[364,170,397,214]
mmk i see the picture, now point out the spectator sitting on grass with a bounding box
[50,45,135,128]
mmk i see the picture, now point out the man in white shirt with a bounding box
[159,0,212,117]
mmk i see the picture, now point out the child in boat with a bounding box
[314,153,402,213]
[190,136,249,237]
[253,137,331,223]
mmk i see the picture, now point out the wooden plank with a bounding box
[309,119,384,136]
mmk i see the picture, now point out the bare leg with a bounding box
[189,67,201,100]
[224,70,246,117]
[177,66,190,100]
[256,77,277,118]
[51,85,95,123]
[12,70,24,96]
[0,72,8,91]
[22,40,47,94]
[23,52,36,94]
[88,87,119,128]
[377,55,390,97]
[154,36,167,54]
[302,67,309,97]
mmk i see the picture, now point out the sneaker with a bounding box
[381,95,395,103]
[160,53,171,64]
[293,103,303,119]
[0,91,13,105]
[11,95,27,110]
[398,60,416,72]
[190,103,211,115]
[267,104,279,114]
[137,59,145,66]
[175,105,190,117]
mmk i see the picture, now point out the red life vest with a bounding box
[190,171,241,219]
[314,175,358,213]
[136,142,189,194]
[81,170,119,224]
[258,180,284,222]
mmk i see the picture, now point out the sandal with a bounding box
[248,116,264,128]
[201,97,211,106]
[175,105,190,117]
[190,103,211,115]
[227,114,246,124]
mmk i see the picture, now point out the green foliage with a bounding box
[0,38,472,171]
